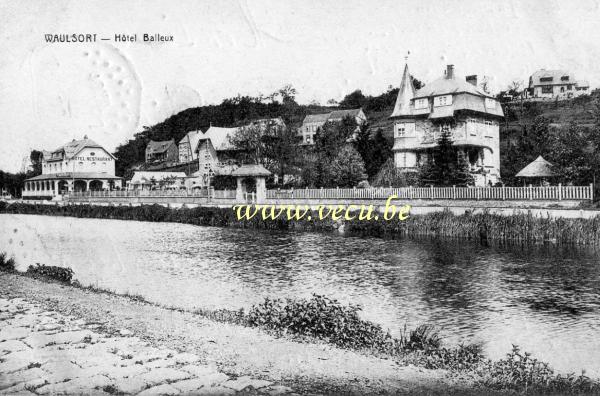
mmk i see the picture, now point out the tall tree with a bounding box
[228,121,300,185]
[418,128,474,186]
[328,146,367,187]
[353,127,392,179]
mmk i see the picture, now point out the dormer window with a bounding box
[560,76,569,81]
[414,98,428,110]
[540,77,553,83]
[434,95,452,107]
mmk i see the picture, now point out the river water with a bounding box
[1,214,599,376]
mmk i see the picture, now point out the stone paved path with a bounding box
[0,297,293,395]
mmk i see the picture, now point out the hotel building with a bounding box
[23,136,122,198]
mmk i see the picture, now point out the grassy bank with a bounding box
[1,254,599,394]
[3,201,600,245]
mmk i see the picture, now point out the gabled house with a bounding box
[390,64,504,186]
[299,108,366,145]
[194,126,241,182]
[528,69,589,99]
[145,140,178,164]
[178,131,202,163]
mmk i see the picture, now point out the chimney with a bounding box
[446,65,454,79]
[466,75,478,86]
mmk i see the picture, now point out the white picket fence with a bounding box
[70,188,236,200]
[267,184,594,201]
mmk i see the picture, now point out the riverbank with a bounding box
[0,273,478,395]
[3,201,600,245]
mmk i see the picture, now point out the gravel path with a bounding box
[0,273,479,395]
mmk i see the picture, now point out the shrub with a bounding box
[0,252,16,272]
[406,343,487,371]
[402,324,442,351]
[247,294,442,355]
[26,263,73,283]
[482,345,600,393]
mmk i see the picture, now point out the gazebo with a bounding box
[231,164,271,203]
[515,156,556,185]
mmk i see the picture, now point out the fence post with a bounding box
[529,184,533,200]
[502,184,505,200]
[476,187,480,200]
[291,187,294,199]
[558,183,562,201]
[591,183,594,201]
[430,185,433,200]
[320,187,324,198]
[452,185,456,200]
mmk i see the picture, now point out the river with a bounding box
[1,214,599,376]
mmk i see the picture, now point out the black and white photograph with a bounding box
[1,0,600,394]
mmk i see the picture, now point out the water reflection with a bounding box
[1,214,599,376]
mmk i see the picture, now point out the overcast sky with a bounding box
[1,0,599,172]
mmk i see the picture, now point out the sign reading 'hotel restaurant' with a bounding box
[72,155,113,162]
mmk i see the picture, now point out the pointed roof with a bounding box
[231,164,271,177]
[146,140,175,154]
[390,64,415,118]
[515,156,556,178]
[197,126,240,151]
[48,136,115,160]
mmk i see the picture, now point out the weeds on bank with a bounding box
[25,263,73,283]
[5,201,600,245]
[247,294,441,354]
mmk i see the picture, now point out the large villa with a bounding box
[390,64,504,186]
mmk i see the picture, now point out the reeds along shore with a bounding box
[2,201,600,245]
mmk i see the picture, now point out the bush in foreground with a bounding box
[0,252,16,272]
[25,263,73,283]
[247,294,441,355]
[482,345,600,394]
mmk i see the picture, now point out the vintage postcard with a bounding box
[1,1,600,395]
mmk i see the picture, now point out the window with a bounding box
[485,98,496,109]
[560,76,569,81]
[414,98,428,109]
[395,122,415,138]
[541,86,553,94]
[540,77,553,83]
[567,85,573,91]
[434,95,452,107]
[396,124,405,137]
[90,152,95,156]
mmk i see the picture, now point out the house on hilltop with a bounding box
[145,140,178,164]
[528,69,590,99]
[299,108,366,145]
[390,64,504,186]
